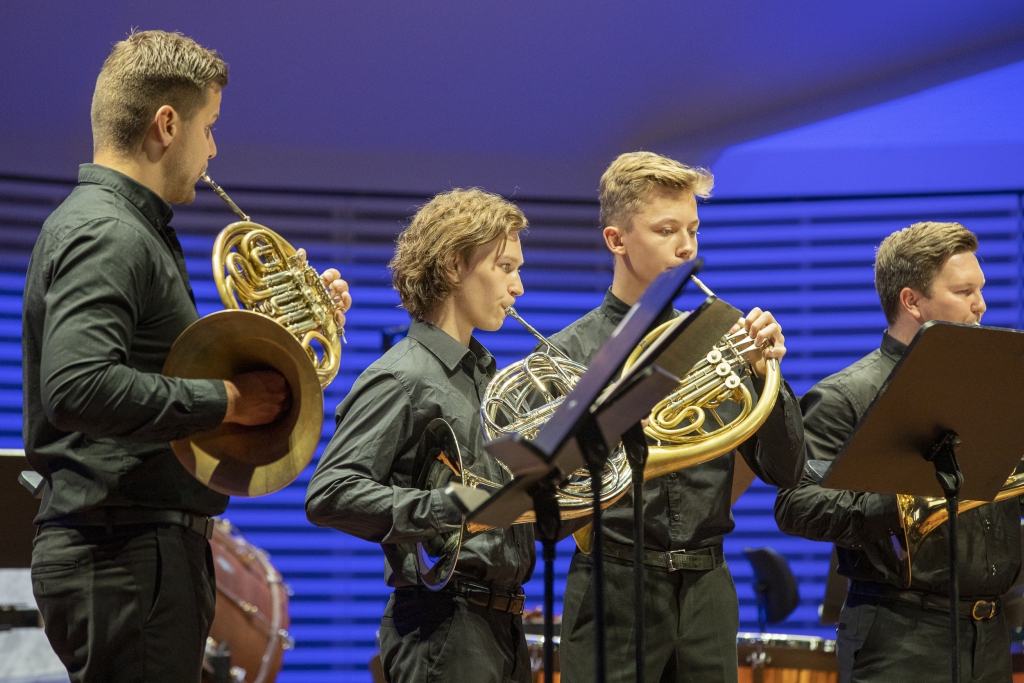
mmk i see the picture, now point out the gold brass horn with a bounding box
[480,307,634,520]
[895,461,1024,585]
[573,276,781,552]
[162,174,342,497]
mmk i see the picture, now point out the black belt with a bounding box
[398,581,526,615]
[848,581,1001,622]
[601,538,724,572]
[40,507,215,540]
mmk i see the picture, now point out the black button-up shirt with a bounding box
[775,332,1022,597]
[547,289,805,550]
[306,318,536,589]
[22,164,230,522]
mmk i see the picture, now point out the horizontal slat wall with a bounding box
[1,176,1021,681]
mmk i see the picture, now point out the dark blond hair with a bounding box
[91,30,229,155]
[875,221,979,324]
[599,151,714,230]
[390,188,528,319]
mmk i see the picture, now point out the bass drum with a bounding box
[203,518,293,683]
[737,632,837,683]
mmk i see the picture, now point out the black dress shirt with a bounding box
[546,289,805,550]
[22,164,230,522]
[775,332,1022,597]
[306,319,536,589]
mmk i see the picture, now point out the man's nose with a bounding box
[509,274,524,297]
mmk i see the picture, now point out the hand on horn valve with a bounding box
[738,307,787,378]
[222,370,291,426]
[296,248,352,332]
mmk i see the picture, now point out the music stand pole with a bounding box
[532,480,561,683]
[926,430,964,683]
[621,422,649,682]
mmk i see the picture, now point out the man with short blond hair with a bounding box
[24,30,349,682]
[775,221,1017,682]
[307,188,534,683]
[552,151,805,682]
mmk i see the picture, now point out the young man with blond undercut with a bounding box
[306,188,536,683]
[549,151,805,683]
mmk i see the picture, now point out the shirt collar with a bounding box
[600,287,676,328]
[406,318,495,374]
[880,330,908,360]
[600,288,633,325]
[78,163,174,230]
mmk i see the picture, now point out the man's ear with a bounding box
[604,225,626,256]
[151,105,179,149]
[449,254,463,286]
[898,286,926,322]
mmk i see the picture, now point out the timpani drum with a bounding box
[737,632,838,683]
[203,518,293,683]
[525,634,560,683]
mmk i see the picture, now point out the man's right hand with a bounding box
[222,370,290,426]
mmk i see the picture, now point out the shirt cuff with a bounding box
[189,379,229,432]
[430,487,465,530]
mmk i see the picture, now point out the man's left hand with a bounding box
[297,248,351,329]
[739,307,787,377]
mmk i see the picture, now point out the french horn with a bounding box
[570,276,782,552]
[481,307,634,519]
[895,461,1024,584]
[163,174,342,497]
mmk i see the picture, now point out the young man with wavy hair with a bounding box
[549,151,805,683]
[307,188,535,683]
[776,222,1018,682]
[23,30,349,682]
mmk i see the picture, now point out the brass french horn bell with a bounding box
[163,174,341,497]
[895,461,1024,585]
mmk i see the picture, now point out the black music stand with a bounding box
[450,260,741,683]
[820,321,1024,683]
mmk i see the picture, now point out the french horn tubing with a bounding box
[162,174,342,497]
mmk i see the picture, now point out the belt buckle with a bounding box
[666,551,684,572]
[971,600,996,621]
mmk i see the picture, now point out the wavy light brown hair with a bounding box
[875,221,979,324]
[390,188,528,319]
[91,30,229,155]
[599,151,715,230]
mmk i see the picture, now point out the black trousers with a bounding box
[837,598,1012,683]
[559,551,740,683]
[379,589,531,683]
[31,524,216,683]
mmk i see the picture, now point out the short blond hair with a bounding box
[599,151,714,230]
[875,221,979,324]
[390,188,528,319]
[91,30,229,155]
